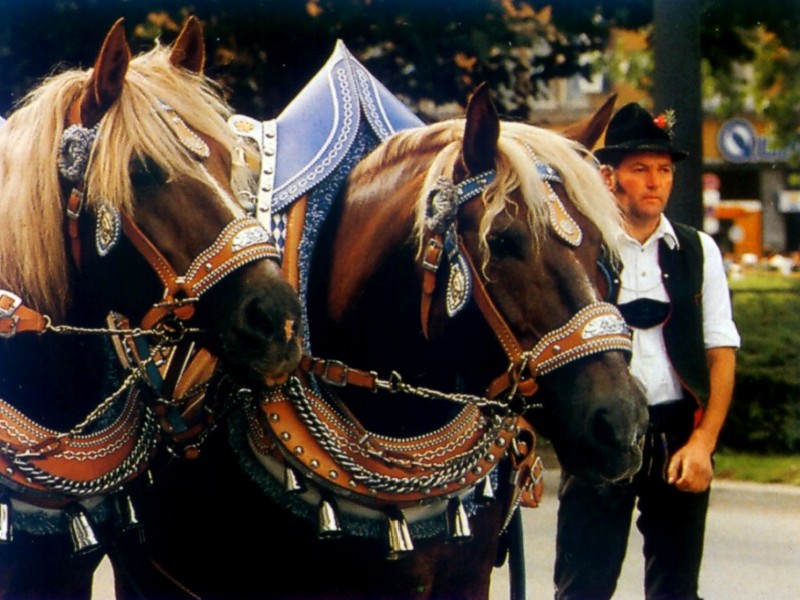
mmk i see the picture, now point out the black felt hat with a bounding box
[595,103,688,164]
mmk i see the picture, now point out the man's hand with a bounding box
[667,434,714,493]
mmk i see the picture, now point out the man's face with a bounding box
[603,152,675,225]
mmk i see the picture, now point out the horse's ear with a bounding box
[560,93,617,150]
[457,83,499,181]
[170,16,205,74]
[80,18,131,127]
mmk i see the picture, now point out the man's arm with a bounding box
[667,346,736,492]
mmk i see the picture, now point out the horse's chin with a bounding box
[224,340,302,391]
[557,441,644,486]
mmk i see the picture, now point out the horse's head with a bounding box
[416,86,648,483]
[0,18,301,387]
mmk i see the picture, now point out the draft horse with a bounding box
[0,17,300,599]
[115,84,647,599]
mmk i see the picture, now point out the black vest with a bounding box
[611,222,710,406]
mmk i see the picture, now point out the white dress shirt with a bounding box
[617,216,741,406]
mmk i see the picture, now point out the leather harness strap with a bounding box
[120,212,282,329]
[0,290,48,337]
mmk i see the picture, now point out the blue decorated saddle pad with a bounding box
[229,40,423,347]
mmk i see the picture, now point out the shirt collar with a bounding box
[618,215,680,250]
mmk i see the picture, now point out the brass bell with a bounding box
[446,497,472,541]
[283,466,306,494]
[317,498,343,539]
[0,497,12,543]
[475,476,495,504]
[385,507,414,559]
[67,508,101,555]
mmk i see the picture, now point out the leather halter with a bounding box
[419,167,633,402]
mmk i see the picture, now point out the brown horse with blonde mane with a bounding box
[112,85,647,599]
[0,17,300,599]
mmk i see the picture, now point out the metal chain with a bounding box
[371,369,516,411]
[43,315,204,342]
[5,406,160,497]
[283,377,505,495]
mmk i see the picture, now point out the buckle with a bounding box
[322,360,349,387]
[0,291,22,318]
[66,188,84,220]
[421,238,443,272]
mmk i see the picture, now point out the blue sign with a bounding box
[717,118,798,164]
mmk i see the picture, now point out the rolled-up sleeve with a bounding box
[699,231,741,349]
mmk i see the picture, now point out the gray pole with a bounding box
[652,0,703,229]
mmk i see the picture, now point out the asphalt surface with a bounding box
[91,466,800,599]
[489,468,800,600]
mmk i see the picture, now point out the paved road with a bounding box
[92,468,800,599]
[490,468,800,599]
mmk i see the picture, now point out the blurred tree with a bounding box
[590,0,800,157]
[0,0,610,121]
[1,0,795,145]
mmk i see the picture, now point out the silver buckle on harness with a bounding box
[0,291,22,318]
[322,360,349,387]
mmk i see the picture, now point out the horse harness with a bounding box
[0,100,282,551]
[209,118,635,557]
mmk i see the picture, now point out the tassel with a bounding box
[446,497,472,542]
[0,497,12,543]
[386,507,414,559]
[68,508,101,555]
[317,499,343,539]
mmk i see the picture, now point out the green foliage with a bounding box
[722,274,800,452]
[714,450,800,485]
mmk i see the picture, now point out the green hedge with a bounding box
[722,272,800,453]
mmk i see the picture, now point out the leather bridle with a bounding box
[60,101,282,332]
[418,166,633,405]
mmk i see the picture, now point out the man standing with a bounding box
[554,103,740,599]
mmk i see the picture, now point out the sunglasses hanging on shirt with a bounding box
[617,298,671,329]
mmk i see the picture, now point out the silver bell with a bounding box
[0,497,12,543]
[446,497,472,542]
[475,476,495,504]
[283,466,306,494]
[386,507,414,559]
[116,494,141,531]
[317,499,343,539]
[68,508,101,555]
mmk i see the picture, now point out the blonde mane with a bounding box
[353,119,623,270]
[0,42,253,319]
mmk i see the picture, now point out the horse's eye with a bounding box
[487,231,525,260]
[130,158,166,186]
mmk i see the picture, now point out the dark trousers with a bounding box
[554,399,710,600]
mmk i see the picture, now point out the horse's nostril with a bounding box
[283,319,296,343]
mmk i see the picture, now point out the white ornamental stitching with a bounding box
[274,66,356,203]
[354,68,391,139]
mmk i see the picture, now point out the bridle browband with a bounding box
[418,162,632,402]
